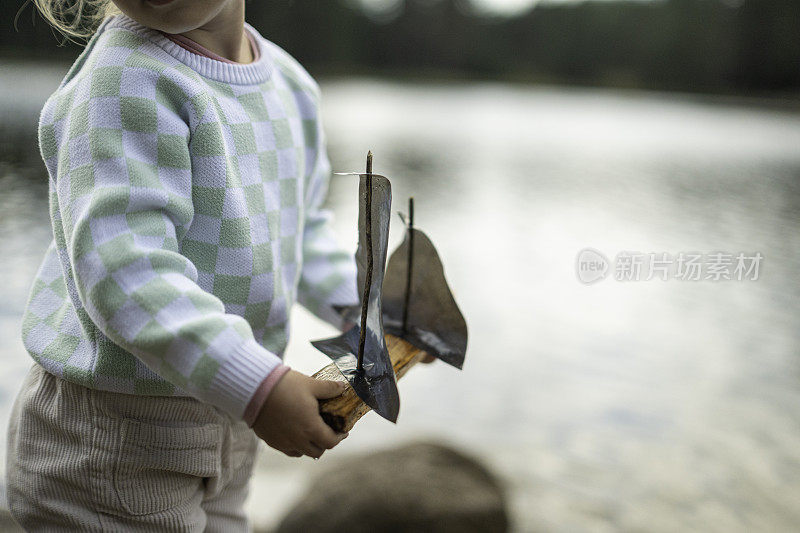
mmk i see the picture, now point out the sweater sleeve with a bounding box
[48,85,283,419]
[296,116,359,329]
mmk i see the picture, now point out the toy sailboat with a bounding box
[311,152,468,426]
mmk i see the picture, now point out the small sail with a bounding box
[382,221,468,369]
[311,172,400,423]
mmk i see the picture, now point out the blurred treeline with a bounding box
[6,0,800,95]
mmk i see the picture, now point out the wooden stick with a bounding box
[314,334,429,433]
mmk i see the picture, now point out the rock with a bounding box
[276,441,509,533]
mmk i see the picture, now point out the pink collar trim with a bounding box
[161,29,260,65]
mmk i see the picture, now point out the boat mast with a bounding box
[356,151,373,373]
[402,197,414,333]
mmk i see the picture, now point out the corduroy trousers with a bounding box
[6,363,259,532]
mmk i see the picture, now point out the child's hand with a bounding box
[252,370,348,459]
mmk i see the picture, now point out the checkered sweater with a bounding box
[22,15,357,419]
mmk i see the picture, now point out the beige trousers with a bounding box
[6,363,260,532]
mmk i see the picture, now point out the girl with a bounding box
[7,0,358,530]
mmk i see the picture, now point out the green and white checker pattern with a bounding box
[21,15,357,418]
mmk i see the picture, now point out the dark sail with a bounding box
[311,172,399,423]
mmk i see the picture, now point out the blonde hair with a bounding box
[31,0,119,41]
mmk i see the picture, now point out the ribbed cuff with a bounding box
[243,364,291,427]
[207,339,284,419]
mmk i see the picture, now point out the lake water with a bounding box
[1,61,799,532]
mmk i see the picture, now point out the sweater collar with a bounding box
[103,14,272,85]
[160,30,261,65]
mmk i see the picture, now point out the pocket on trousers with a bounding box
[113,418,222,516]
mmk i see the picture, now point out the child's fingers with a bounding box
[311,378,346,400]
[311,422,348,449]
[303,442,325,459]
